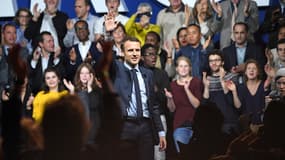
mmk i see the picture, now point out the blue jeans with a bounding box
[173,127,193,153]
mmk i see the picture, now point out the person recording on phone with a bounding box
[27,31,65,94]
[266,68,285,104]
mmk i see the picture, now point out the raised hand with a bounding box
[164,88,173,99]
[184,4,191,26]
[26,94,35,110]
[63,79,75,94]
[210,0,222,17]
[32,3,41,21]
[66,19,74,31]
[265,48,273,65]
[54,46,61,59]
[203,35,211,50]
[243,0,249,16]
[33,47,41,61]
[202,72,210,88]
[225,80,237,92]
[104,14,118,32]
[87,73,94,92]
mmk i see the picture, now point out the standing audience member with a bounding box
[202,50,240,135]
[260,0,285,49]
[222,22,266,84]
[25,0,68,50]
[64,20,102,81]
[271,39,285,71]
[32,68,70,123]
[145,31,168,70]
[94,0,129,41]
[141,44,170,160]
[191,0,222,48]
[64,0,98,48]
[28,31,64,94]
[156,0,192,46]
[175,24,210,79]
[111,22,126,60]
[266,68,285,104]
[164,56,202,159]
[212,0,259,49]
[14,8,33,52]
[125,3,160,46]
[64,63,102,145]
[172,27,189,52]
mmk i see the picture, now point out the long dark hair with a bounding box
[42,67,65,93]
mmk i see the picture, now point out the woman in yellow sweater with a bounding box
[125,2,160,45]
[32,68,70,123]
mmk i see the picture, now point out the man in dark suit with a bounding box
[222,22,266,83]
[27,31,64,94]
[110,37,167,160]
[64,20,101,81]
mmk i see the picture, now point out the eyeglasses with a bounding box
[209,59,222,63]
[19,15,30,18]
[144,52,158,56]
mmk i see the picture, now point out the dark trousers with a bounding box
[119,118,154,160]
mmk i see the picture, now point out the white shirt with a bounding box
[78,40,91,61]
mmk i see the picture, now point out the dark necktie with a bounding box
[130,69,143,118]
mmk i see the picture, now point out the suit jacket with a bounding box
[111,61,164,144]
[222,42,266,72]
[24,11,68,50]
[219,0,259,49]
[64,42,102,81]
[27,53,65,94]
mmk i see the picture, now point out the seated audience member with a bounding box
[32,68,71,123]
[25,0,68,50]
[222,22,266,84]
[145,31,168,70]
[175,24,210,79]
[64,0,98,47]
[64,20,102,81]
[202,50,240,135]
[111,22,126,60]
[63,63,102,145]
[14,8,33,52]
[28,31,64,94]
[94,0,129,41]
[191,0,222,48]
[125,2,160,46]
[164,56,202,159]
[214,0,259,49]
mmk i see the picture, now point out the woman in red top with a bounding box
[165,56,203,155]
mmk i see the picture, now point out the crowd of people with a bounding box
[0,0,285,159]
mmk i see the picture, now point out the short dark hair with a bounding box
[38,31,52,43]
[121,36,141,52]
[207,49,224,62]
[176,27,187,41]
[2,22,16,33]
[74,20,89,31]
[14,8,32,25]
[233,22,249,32]
[146,31,161,43]
[187,23,201,33]
[277,38,285,46]
[141,43,157,56]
